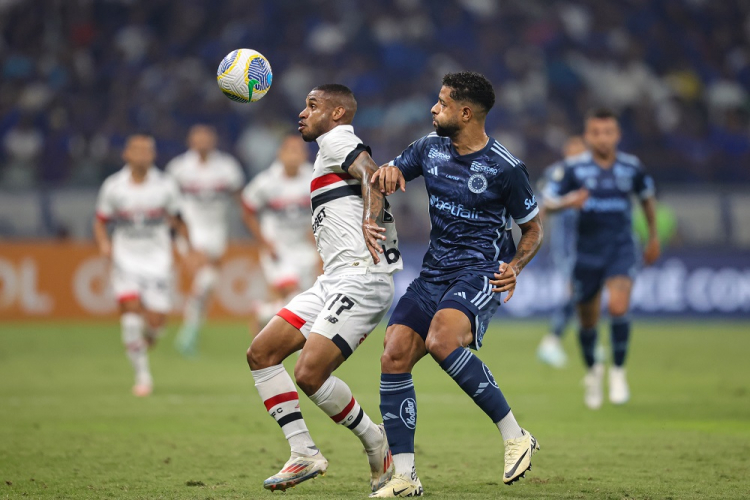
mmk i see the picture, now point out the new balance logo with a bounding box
[453,291,466,299]
[473,382,489,397]
[428,166,439,176]
[324,315,338,324]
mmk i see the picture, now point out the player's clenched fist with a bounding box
[371,166,406,196]
[491,261,519,303]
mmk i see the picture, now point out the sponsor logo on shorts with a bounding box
[400,398,417,429]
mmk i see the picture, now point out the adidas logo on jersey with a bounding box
[453,291,466,299]
[428,166,439,176]
[427,147,451,161]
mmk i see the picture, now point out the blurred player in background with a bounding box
[544,108,660,409]
[369,72,543,497]
[93,134,190,396]
[241,135,319,331]
[536,136,588,368]
[246,84,401,493]
[166,125,245,356]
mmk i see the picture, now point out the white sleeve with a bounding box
[322,131,362,171]
[241,176,265,212]
[165,178,183,216]
[227,157,246,192]
[95,180,115,221]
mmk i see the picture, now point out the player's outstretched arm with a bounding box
[93,218,111,259]
[371,164,406,196]
[490,215,544,302]
[347,152,387,264]
[543,188,589,213]
[641,196,660,265]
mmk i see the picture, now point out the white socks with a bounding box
[497,410,524,441]
[183,266,218,328]
[121,312,151,386]
[393,453,416,477]
[309,376,382,452]
[252,364,317,456]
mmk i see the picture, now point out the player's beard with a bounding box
[434,117,460,138]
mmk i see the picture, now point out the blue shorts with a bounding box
[573,241,639,303]
[388,271,501,350]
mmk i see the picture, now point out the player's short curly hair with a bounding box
[442,72,495,114]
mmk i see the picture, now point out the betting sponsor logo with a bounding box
[312,207,326,233]
[429,195,482,219]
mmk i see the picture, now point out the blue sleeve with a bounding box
[391,137,425,182]
[633,162,655,200]
[543,163,577,198]
[503,163,539,224]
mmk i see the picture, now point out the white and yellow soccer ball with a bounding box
[216,49,273,103]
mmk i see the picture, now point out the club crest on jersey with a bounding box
[468,173,488,194]
[400,398,417,429]
[482,364,499,388]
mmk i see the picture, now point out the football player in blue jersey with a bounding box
[364,72,544,497]
[544,108,660,409]
[536,136,588,368]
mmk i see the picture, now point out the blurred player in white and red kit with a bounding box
[166,125,245,355]
[241,135,319,329]
[93,134,191,396]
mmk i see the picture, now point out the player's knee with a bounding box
[246,341,275,370]
[608,302,629,318]
[293,363,325,396]
[424,328,460,363]
[380,347,411,374]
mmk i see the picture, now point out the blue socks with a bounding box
[439,347,510,423]
[611,316,631,366]
[380,373,417,455]
[579,327,598,368]
[551,298,576,338]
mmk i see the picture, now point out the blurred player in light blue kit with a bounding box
[536,136,588,368]
[544,109,660,409]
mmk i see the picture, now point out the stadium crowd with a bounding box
[1,0,749,190]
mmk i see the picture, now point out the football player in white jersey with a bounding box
[241,135,319,330]
[93,134,192,397]
[166,125,245,356]
[246,84,401,493]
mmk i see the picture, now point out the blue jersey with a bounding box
[540,161,577,270]
[392,133,539,281]
[545,151,654,259]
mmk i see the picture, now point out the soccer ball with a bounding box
[216,49,273,103]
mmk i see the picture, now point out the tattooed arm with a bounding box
[489,214,544,302]
[345,149,387,264]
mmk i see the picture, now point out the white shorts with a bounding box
[111,266,173,314]
[261,243,319,290]
[190,227,228,260]
[277,271,394,358]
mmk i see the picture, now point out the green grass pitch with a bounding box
[1,319,749,499]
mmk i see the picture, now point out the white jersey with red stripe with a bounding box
[241,161,314,248]
[311,124,402,276]
[96,165,181,278]
[166,150,244,257]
